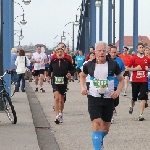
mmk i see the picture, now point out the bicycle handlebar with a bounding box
[0,71,10,79]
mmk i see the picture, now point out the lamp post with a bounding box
[0,0,4,111]
[64,15,79,52]
[112,0,116,45]
[95,0,103,41]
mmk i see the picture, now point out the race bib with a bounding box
[136,71,145,78]
[93,79,108,90]
[54,77,64,84]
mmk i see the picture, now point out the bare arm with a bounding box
[110,74,124,99]
[116,75,124,93]
[126,65,142,71]
[80,72,88,95]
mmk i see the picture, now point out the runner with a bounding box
[47,47,74,124]
[80,41,124,149]
[119,46,131,96]
[144,46,150,107]
[44,52,49,82]
[126,43,150,121]
[85,46,95,61]
[109,46,125,124]
[30,46,47,92]
[75,50,85,82]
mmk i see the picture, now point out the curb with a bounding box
[25,81,60,150]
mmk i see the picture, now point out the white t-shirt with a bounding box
[32,52,47,70]
[88,62,114,98]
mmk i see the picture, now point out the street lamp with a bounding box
[20,13,27,25]
[61,31,66,42]
[14,1,27,25]
[95,0,101,7]
[19,29,24,40]
[74,15,79,26]
[22,0,31,5]
[14,21,24,40]
[64,15,79,51]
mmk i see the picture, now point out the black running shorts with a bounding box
[76,67,82,74]
[123,71,130,77]
[34,69,45,76]
[132,82,148,101]
[88,95,114,122]
[52,84,67,95]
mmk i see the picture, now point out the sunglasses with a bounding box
[56,49,64,53]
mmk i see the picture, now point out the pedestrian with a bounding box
[15,49,30,92]
[80,41,124,149]
[126,43,150,121]
[30,45,48,92]
[11,48,18,84]
[47,47,74,124]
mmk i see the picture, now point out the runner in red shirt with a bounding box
[126,43,150,121]
[85,46,95,61]
[119,46,131,96]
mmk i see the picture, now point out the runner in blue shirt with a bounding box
[110,45,125,124]
[75,50,85,82]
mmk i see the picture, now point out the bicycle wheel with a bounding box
[3,93,17,124]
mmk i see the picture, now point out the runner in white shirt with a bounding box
[31,46,47,92]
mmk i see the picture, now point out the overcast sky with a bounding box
[14,0,150,49]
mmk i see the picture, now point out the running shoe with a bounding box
[40,88,45,93]
[124,91,127,96]
[35,87,38,92]
[54,116,60,124]
[113,108,117,116]
[138,114,145,121]
[59,113,63,123]
[71,79,74,82]
[129,107,133,114]
[111,118,114,124]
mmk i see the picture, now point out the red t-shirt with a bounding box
[128,55,150,82]
[119,54,131,66]
[51,53,72,62]
[85,54,89,61]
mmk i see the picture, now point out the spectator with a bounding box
[11,48,18,83]
[15,49,30,92]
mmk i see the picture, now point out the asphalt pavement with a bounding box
[0,80,150,150]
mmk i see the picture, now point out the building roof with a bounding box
[115,36,150,47]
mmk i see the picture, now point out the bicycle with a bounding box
[0,71,17,124]
[10,70,17,97]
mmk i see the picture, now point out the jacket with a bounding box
[15,56,30,74]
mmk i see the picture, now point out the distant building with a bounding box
[115,35,150,50]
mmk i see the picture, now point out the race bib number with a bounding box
[136,71,145,78]
[93,79,108,90]
[55,77,64,84]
